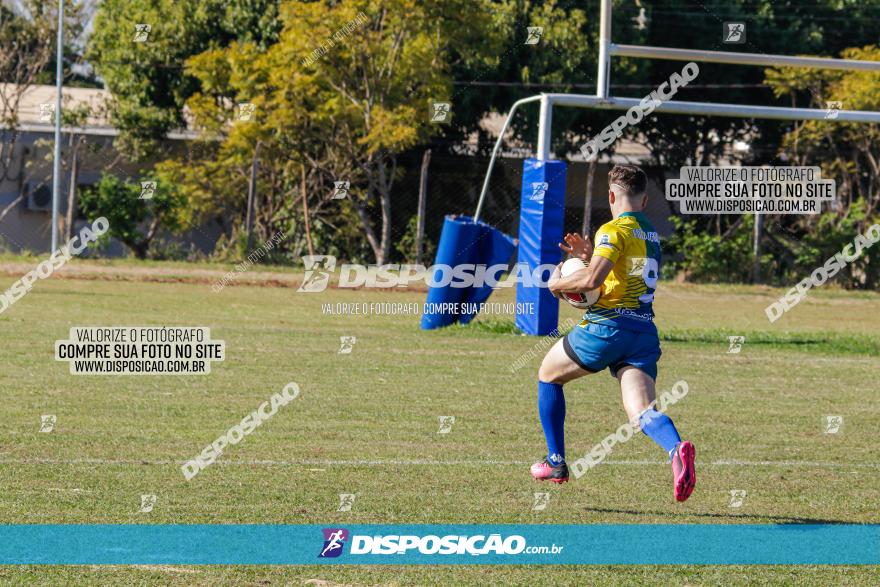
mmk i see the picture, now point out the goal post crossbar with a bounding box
[473,0,880,222]
[611,43,880,73]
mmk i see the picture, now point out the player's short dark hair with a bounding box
[608,164,647,197]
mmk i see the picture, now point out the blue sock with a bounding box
[639,408,682,457]
[538,381,566,465]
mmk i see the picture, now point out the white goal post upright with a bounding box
[475,0,880,197]
[469,0,880,335]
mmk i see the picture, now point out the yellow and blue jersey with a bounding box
[585,211,660,333]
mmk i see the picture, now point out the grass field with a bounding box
[1,260,878,585]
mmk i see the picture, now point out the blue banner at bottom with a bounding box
[0,524,877,565]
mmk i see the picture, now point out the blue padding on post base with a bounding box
[458,220,517,325]
[420,215,516,330]
[515,158,567,336]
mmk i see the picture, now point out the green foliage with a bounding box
[765,46,880,214]
[584,1,880,169]
[155,0,498,263]
[87,0,280,159]
[663,215,766,283]
[84,0,880,273]
[665,204,880,288]
[78,174,185,259]
[447,0,597,156]
[214,228,289,265]
[394,215,436,264]
[792,201,880,289]
[739,44,880,290]
[305,210,376,266]
[0,0,86,88]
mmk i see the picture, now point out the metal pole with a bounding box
[473,95,541,222]
[596,0,612,98]
[753,213,763,283]
[543,93,880,123]
[611,43,880,72]
[536,94,552,160]
[51,0,64,251]
[581,159,596,236]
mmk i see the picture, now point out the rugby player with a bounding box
[530,164,696,502]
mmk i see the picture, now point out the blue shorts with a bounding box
[563,321,661,381]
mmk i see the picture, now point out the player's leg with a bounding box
[538,335,592,384]
[617,364,696,502]
[617,365,678,451]
[530,338,591,483]
[530,330,601,484]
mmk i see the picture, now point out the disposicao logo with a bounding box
[319,528,349,558]
[316,530,564,559]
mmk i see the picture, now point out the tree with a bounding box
[766,46,880,217]
[169,0,495,264]
[446,0,601,157]
[87,0,280,160]
[1,0,85,217]
[78,173,184,258]
[760,45,880,286]
[276,0,485,264]
[28,101,98,241]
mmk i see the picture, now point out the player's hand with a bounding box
[548,262,563,298]
[559,232,593,261]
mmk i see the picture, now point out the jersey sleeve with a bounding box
[593,224,625,264]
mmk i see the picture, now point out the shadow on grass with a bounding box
[582,506,852,525]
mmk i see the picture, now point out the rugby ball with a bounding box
[557,257,601,309]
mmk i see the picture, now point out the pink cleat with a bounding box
[671,441,696,502]
[530,458,569,483]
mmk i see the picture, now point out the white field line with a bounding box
[1,457,880,468]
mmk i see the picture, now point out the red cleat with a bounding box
[530,459,569,483]
[671,441,696,502]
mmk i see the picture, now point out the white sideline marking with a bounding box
[2,457,880,468]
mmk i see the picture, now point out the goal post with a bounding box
[472,0,880,335]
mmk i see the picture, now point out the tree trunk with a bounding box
[377,158,393,264]
[301,162,314,257]
[355,203,382,261]
[127,216,163,260]
[65,137,83,242]
[245,141,261,250]
[0,192,25,225]
[416,149,430,265]
[0,142,29,224]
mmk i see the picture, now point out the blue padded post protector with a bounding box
[458,217,516,325]
[515,158,567,336]
[420,215,515,330]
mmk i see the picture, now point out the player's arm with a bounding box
[550,225,622,295]
[549,256,613,294]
